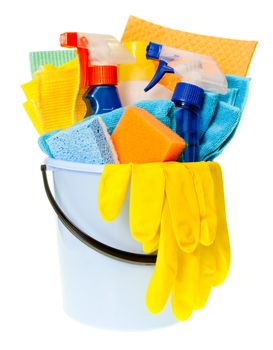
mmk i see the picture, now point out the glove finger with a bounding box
[130,163,165,246]
[193,245,216,310]
[209,162,231,286]
[171,248,200,321]
[193,281,211,311]
[146,201,178,314]
[185,162,218,246]
[164,162,200,253]
[98,163,132,221]
[142,231,160,254]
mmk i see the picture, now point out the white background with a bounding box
[1,0,273,349]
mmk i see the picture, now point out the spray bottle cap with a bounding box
[172,82,204,109]
[60,32,134,87]
[145,42,228,94]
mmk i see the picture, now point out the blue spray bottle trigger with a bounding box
[144,60,174,92]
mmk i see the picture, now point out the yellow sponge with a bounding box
[112,106,185,163]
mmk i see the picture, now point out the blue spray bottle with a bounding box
[144,42,228,162]
[60,32,135,116]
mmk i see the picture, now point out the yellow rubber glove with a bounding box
[193,245,215,310]
[172,246,200,320]
[163,163,202,320]
[184,162,218,246]
[146,162,201,319]
[208,162,231,286]
[98,164,132,221]
[129,163,165,253]
[164,162,201,253]
[97,162,230,322]
[145,162,230,321]
[146,200,178,314]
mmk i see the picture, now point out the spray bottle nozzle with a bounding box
[144,42,228,94]
[60,32,135,88]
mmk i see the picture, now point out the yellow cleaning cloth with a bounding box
[21,80,43,134]
[121,16,257,91]
[22,58,86,134]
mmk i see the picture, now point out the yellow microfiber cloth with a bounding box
[22,58,86,134]
[121,16,257,91]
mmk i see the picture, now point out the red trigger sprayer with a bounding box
[60,32,135,116]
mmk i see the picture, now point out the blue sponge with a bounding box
[39,99,176,156]
[45,117,119,164]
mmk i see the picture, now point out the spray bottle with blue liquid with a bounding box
[144,42,228,162]
[60,32,135,116]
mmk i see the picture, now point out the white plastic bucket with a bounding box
[43,158,177,330]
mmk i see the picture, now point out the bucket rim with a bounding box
[45,158,104,174]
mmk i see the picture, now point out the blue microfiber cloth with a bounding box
[199,92,220,138]
[199,75,250,160]
[225,75,251,110]
[199,102,242,161]
[219,88,238,105]
[39,99,175,156]
[45,117,119,164]
[199,75,250,139]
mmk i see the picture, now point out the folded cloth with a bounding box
[199,75,250,160]
[219,88,238,105]
[22,59,81,134]
[199,102,242,160]
[39,99,176,156]
[45,117,119,164]
[199,92,220,138]
[224,75,251,110]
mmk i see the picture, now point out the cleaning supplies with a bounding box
[122,16,257,83]
[38,99,176,156]
[60,32,135,117]
[21,59,81,134]
[111,106,185,163]
[118,42,172,105]
[45,117,119,164]
[145,42,228,162]
[97,161,230,321]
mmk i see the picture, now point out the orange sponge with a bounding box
[112,106,185,163]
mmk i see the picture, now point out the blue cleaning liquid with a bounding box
[84,85,122,116]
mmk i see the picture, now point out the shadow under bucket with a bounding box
[42,158,177,330]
